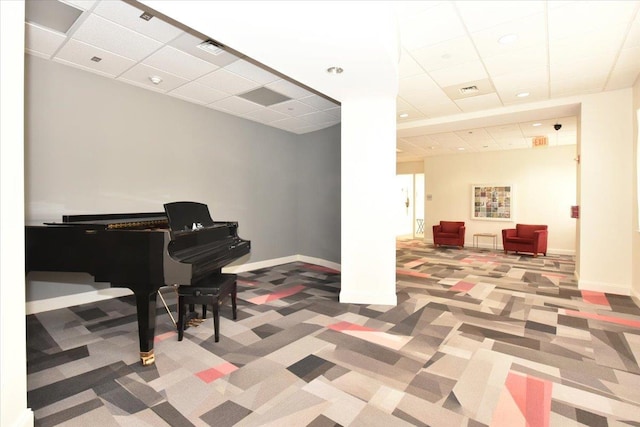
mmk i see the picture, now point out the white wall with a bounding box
[578,90,634,295]
[424,144,577,254]
[630,79,639,301]
[1,2,33,426]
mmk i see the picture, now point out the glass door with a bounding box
[396,173,425,238]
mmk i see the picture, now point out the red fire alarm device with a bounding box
[571,205,579,219]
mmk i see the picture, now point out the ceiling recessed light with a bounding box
[457,147,465,151]
[459,85,479,95]
[532,122,542,127]
[516,92,530,98]
[498,33,518,44]
[90,56,102,62]
[326,67,344,74]
[399,113,409,118]
[149,75,163,85]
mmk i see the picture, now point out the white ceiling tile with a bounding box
[300,111,336,125]
[265,79,315,99]
[397,98,426,122]
[270,116,311,132]
[469,13,546,58]
[399,74,450,104]
[25,23,67,58]
[142,45,218,80]
[411,36,479,72]
[242,107,289,124]
[117,63,188,92]
[324,107,341,119]
[482,44,547,77]
[455,92,502,112]
[455,1,545,33]
[196,68,260,95]
[269,100,317,117]
[167,81,229,104]
[550,72,608,97]
[550,32,626,65]
[224,59,281,85]
[169,32,243,67]
[415,100,462,117]
[61,0,97,11]
[398,49,426,78]
[428,59,488,87]
[72,14,162,61]
[549,1,639,41]
[623,14,640,49]
[208,96,261,115]
[398,2,467,50]
[298,95,339,110]
[92,0,183,43]
[551,57,612,82]
[53,38,135,77]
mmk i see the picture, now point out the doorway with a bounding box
[396,173,424,238]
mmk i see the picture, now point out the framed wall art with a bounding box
[471,184,514,221]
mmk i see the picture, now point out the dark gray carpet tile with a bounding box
[93,378,149,414]
[391,408,430,427]
[35,398,104,427]
[524,320,557,334]
[237,323,322,357]
[251,323,284,339]
[71,306,109,322]
[576,408,610,427]
[27,345,90,374]
[28,361,133,410]
[287,354,336,382]
[607,294,640,315]
[406,371,457,403]
[307,414,344,427]
[458,324,539,350]
[200,400,252,427]
[26,315,61,353]
[151,401,196,427]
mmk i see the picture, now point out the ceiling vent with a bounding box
[459,85,479,95]
[197,40,225,56]
[238,87,292,107]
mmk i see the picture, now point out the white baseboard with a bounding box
[424,238,575,256]
[26,255,342,314]
[339,290,397,306]
[578,279,631,296]
[6,408,33,427]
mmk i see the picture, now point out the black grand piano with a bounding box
[25,201,250,365]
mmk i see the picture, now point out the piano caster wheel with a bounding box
[140,350,155,366]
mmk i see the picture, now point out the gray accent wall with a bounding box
[24,55,340,301]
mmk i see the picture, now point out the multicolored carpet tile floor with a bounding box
[27,240,640,426]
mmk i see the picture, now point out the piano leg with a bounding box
[134,290,158,366]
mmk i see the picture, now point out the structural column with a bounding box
[339,96,398,306]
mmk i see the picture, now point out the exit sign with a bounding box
[532,136,548,148]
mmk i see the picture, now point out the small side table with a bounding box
[473,233,497,250]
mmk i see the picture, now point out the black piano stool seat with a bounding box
[177,273,238,342]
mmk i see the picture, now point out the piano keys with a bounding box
[25,203,250,365]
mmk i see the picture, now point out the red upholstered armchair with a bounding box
[433,221,465,248]
[502,224,548,257]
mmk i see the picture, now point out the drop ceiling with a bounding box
[24,1,640,161]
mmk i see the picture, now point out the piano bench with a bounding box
[176,273,237,343]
